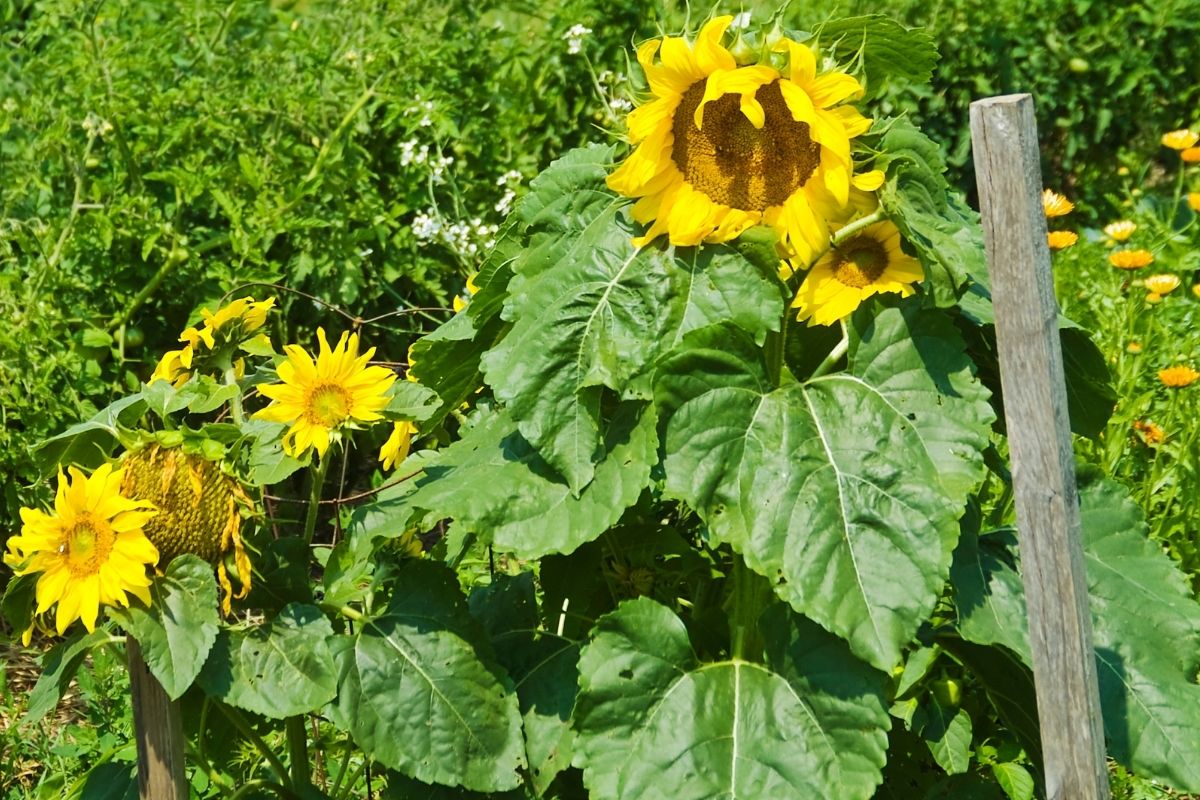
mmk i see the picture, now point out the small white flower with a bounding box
[419,115,433,127]
[608,97,633,113]
[563,23,592,55]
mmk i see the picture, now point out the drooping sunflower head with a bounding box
[152,296,276,387]
[790,220,923,326]
[607,15,882,264]
[4,463,158,635]
[120,444,252,613]
[254,328,397,459]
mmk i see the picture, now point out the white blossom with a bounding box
[563,23,592,55]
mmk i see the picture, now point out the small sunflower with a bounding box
[607,15,882,264]
[152,296,275,386]
[4,464,158,636]
[1103,220,1136,242]
[121,445,252,614]
[1144,274,1180,296]
[380,420,416,471]
[791,220,923,326]
[1041,189,1074,218]
[255,328,396,458]
[1109,249,1154,270]
[1160,366,1200,388]
[1182,147,1200,164]
[1162,129,1200,150]
[1047,230,1077,250]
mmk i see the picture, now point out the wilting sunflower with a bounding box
[1162,129,1200,150]
[607,15,882,264]
[379,420,416,471]
[1103,220,1136,242]
[255,328,396,458]
[1160,366,1200,388]
[152,296,275,386]
[1041,190,1073,217]
[1047,231,1077,250]
[1109,249,1154,270]
[4,464,158,636]
[791,220,923,326]
[121,445,251,614]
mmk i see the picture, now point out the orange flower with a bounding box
[1189,193,1200,213]
[1109,249,1154,270]
[1041,189,1074,217]
[1133,419,1165,445]
[1145,274,1181,296]
[1047,230,1078,250]
[1183,147,1200,164]
[1126,341,1143,354]
[1159,366,1200,388]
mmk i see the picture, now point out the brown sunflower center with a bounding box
[306,384,353,427]
[832,238,889,288]
[671,79,821,212]
[63,515,114,576]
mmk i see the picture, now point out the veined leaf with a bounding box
[350,403,656,560]
[32,393,146,474]
[659,314,983,670]
[23,628,109,725]
[573,598,889,800]
[109,555,219,699]
[482,144,780,492]
[952,475,1200,791]
[327,561,525,792]
[198,603,337,718]
[815,16,939,95]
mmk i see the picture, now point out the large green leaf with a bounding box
[197,603,337,718]
[952,475,1200,791]
[814,16,939,95]
[470,574,580,796]
[658,320,970,670]
[874,118,983,306]
[109,555,219,699]
[350,403,656,560]
[328,561,525,792]
[23,628,109,725]
[32,393,147,473]
[573,598,889,800]
[482,144,781,492]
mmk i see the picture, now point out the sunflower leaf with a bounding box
[197,602,337,718]
[348,402,656,560]
[815,16,939,96]
[32,393,147,474]
[951,474,1200,792]
[481,144,781,493]
[573,598,890,800]
[658,309,985,670]
[327,560,525,793]
[109,555,220,700]
[23,628,109,725]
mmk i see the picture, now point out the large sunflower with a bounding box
[791,220,923,325]
[254,328,396,458]
[607,16,881,263]
[4,464,158,636]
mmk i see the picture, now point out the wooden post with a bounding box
[970,93,1110,800]
[128,636,188,800]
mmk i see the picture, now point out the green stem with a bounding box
[334,758,368,800]
[216,703,290,784]
[831,208,885,247]
[303,454,333,546]
[727,553,771,662]
[809,320,850,379]
[328,744,354,799]
[320,603,365,622]
[227,779,301,800]
[286,716,312,791]
[224,365,245,425]
[106,254,184,332]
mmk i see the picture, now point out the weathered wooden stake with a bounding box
[970,93,1110,800]
[128,636,188,799]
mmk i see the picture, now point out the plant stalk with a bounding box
[727,553,771,662]
[286,716,312,791]
[303,454,333,546]
[809,320,850,379]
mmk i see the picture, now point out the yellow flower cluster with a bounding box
[152,296,275,387]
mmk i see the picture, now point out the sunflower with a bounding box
[1109,249,1154,270]
[1144,274,1180,296]
[152,296,275,386]
[1162,129,1200,150]
[3,464,158,636]
[1047,231,1077,250]
[379,420,416,471]
[255,328,396,458]
[121,445,251,614]
[1041,189,1074,217]
[791,220,923,326]
[606,15,882,264]
[1159,366,1200,388]
[1103,220,1136,242]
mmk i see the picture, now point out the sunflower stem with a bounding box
[726,553,770,662]
[809,320,850,379]
[286,716,312,791]
[302,454,333,546]
[224,365,244,425]
[831,208,885,248]
[215,702,290,784]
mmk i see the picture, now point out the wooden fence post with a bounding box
[128,636,188,799]
[970,93,1110,800]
